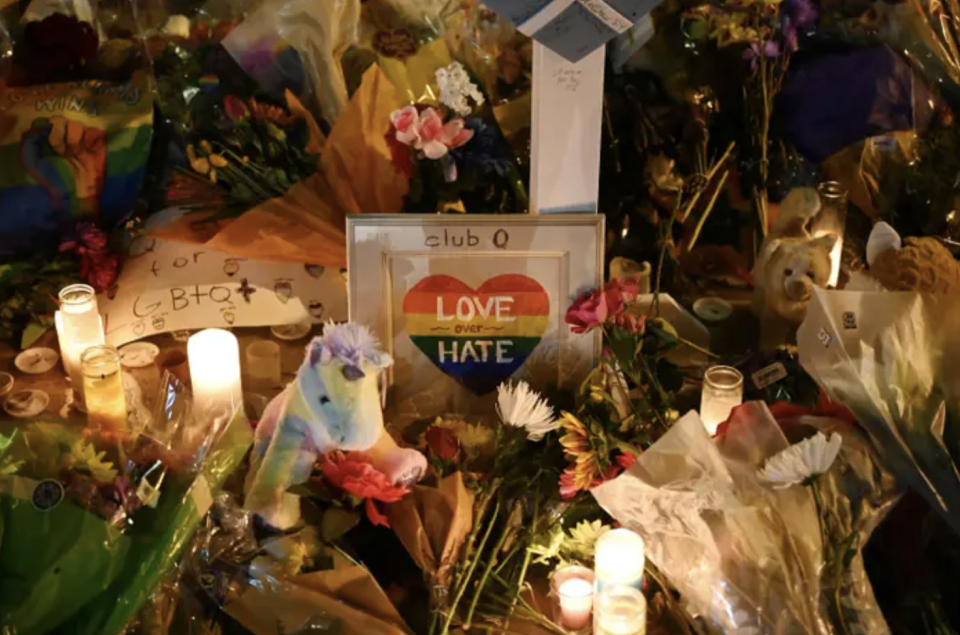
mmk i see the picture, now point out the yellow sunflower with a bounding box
[559,412,602,490]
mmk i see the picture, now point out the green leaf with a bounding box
[20,321,48,350]
[321,507,361,542]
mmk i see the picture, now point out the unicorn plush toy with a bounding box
[245,322,426,529]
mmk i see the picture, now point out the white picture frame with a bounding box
[347,214,604,426]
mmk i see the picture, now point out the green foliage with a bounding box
[0,255,80,348]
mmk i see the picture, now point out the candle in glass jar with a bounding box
[700,365,744,436]
[56,284,105,411]
[596,585,647,635]
[595,529,645,592]
[81,346,128,430]
[552,565,595,630]
[815,181,848,288]
[188,329,242,417]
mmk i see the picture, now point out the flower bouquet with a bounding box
[0,376,252,635]
[146,8,324,222]
[799,289,960,538]
[593,401,897,634]
[166,492,414,635]
[386,60,528,213]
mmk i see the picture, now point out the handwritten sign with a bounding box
[483,0,661,63]
[348,215,603,425]
[99,238,347,347]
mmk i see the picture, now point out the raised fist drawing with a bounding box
[21,116,107,218]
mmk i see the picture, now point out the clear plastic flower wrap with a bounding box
[159,491,413,635]
[799,289,960,538]
[0,372,252,635]
[592,403,898,634]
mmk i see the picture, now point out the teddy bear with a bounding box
[863,222,960,293]
[753,187,838,349]
[244,322,427,529]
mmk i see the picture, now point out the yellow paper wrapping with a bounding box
[225,558,413,635]
[320,64,409,216]
[386,472,474,585]
[149,65,406,266]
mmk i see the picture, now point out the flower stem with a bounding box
[441,497,501,635]
[464,500,520,629]
[674,335,719,359]
[506,491,539,623]
[811,482,853,635]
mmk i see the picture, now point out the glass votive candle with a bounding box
[699,365,744,436]
[245,340,282,388]
[81,345,128,431]
[551,565,595,631]
[56,283,105,411]
[595,528,645,593]
[596,585,647,635]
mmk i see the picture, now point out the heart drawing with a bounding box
[403,274,549,395]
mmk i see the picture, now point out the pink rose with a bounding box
[440,118,474,150]
[614,311,645,335]
[390,105,420,146]
[224,95,250,123]
[566,289,609,334]
[606,277,640,304]
[414,107,449,159]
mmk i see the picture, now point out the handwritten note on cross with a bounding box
[530,42,605,213]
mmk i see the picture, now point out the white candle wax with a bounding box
[558,577,594,630]
[700,366,744,436]
[595,528,645,592]
[188,329,242,417]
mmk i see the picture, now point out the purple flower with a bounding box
[782,0,819,51]
[744,40,782,71]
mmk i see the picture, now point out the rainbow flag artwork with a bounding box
[402,274,550,395]
[0,71,153,258]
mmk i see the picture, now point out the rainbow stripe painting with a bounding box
[403,274,550,395]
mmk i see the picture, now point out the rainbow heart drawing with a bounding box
[403,274,550,395]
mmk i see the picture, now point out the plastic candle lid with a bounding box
[15,348,59,374]
[4,389,50,418]
[693,297,734,323]
[119,342,160,368]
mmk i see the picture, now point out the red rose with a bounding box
[321,452,410,527]
[385,124,415,179]
[425,426,460,462]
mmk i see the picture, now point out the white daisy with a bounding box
[496,380,559,441]
[759,432,843,488]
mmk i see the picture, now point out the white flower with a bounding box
[496,380,558,441]
[436,61,485,117]
[759,432,843,487]
[162,15,191,39]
